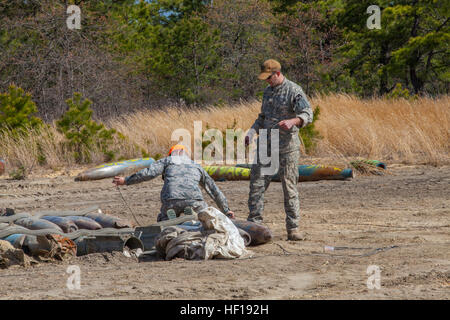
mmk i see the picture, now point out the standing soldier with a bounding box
[245,59,313,241]
[113,145,234,221]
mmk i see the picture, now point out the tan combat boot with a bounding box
[287,229,307,241]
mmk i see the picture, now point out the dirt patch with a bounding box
[0,164,448,299]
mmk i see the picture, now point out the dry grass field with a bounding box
[0,95,449,173]
[0,95,449,300]
[0,164,449,300]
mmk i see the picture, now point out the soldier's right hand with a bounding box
[113,176,125,186]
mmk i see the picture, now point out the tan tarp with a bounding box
[156,207,252,260]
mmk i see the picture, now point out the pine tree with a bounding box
[0,84,43,134]
[56,92,118,163]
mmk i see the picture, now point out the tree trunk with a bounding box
[378,43,390,96]
[409,64,423,94]
[409,3,423,94]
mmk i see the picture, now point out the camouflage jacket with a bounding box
[125,156,230,213]
[251,78,313,153]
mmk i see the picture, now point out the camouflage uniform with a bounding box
[125,155,230,222]
[248,78,313,231]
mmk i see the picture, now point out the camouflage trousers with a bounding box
[247,151,300,231]
[157,199,208,222]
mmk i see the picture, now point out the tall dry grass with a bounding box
[110,94,450,165]
[107,101,261,157]
[0,94,448,175]
[312,95,450,165]
[0,126,65,171]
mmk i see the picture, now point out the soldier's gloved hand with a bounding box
[113,176,125,186]
[225,210,235,219]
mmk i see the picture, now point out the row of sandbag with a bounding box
[0,207,135,239]
[0,207,137,259]
[1,207,134,230]
[1,207,273,246]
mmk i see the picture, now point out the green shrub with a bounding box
[9,165,26,180]
[299,106,322,154]
[199,114,322,161]
[36,142,47,165]
[0,84,43,134]
[152,153,162,161]
[386,83,417,100]
[56,92,118,163]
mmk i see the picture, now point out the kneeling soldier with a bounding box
[113,145,235,221]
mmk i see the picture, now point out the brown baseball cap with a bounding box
[258,59,281,80]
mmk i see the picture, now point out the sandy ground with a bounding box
[0,163,448,300]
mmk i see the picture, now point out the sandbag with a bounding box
[41,216,78,233]
[231,219,272,246]
[0,240,34,269]
[0,223,9,230]
[85,211,135,229]
[66,216,102,230]
[14,217,63,232]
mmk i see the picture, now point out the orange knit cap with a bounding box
[168,144,187,156]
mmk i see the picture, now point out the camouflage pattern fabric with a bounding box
[157,199,208,222]
[248,77,312,231]
[251,78,313,154]
[248,151,300,231]
[125,155,230,217]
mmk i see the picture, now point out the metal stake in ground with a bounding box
[116,185,143,227]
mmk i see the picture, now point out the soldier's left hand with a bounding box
[278,119,296,130]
